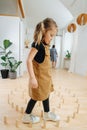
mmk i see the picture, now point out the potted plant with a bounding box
[0,39,13,78]
[65,50,71,59]
[64,50,71,69]
[8,58,22,79]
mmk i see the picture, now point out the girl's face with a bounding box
[44,28,57,44]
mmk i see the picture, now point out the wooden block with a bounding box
[66,116,70,123]
[3,116,8,125]
[41,120,46,129]
[20,107,24,114]
[11,102,14,108]
[15,119,19,128]
[28,122,32,128]
[8,94,10,104]
[56,120,60,127]
[76,104,80,113]
[16,105,19,111]
[72,112,76,119]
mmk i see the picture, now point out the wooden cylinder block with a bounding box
[15,120,19,128]
[41,120,46,129]
[16,105,19,111]
[67,116,70,123]
[72,112,76,119]
[56,120,60,127]
[28,122,32,128]
[20,107,24,114]
[4,116,8,125]
[11,102,14,108]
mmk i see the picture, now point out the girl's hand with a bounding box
[30,77,38,88]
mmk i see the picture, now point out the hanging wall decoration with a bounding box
[24,28,30,48]
[77,13,87,26]
[67,23,77,33]
[24,39,29,48]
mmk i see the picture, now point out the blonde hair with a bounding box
[34,18,58,44]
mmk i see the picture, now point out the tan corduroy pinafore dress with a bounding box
[29,44,54,101]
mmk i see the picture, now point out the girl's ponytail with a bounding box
[34,22,45,44]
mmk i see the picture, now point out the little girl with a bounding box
[22,18,60,123]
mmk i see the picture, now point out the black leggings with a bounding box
[25,98,49,114]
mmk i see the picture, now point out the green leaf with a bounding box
[6,50,12,57]
[8,57,15,60]
[1,56,6,61]
[1,62,7,67]
[3,40,13,49]
[8,58,22,72]
[8,60,13,68]
[65,50,71,59]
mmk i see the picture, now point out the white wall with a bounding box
[75,25,87,76]
[19,20,25,76]
[0,16,21,76]
[68,24,87,76]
